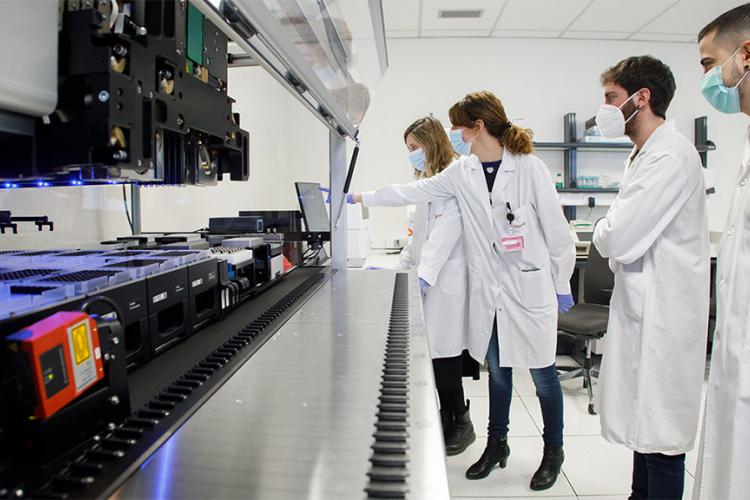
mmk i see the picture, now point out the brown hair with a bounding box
[600,56,675,119]
[448,91,534,155]
[403,116,457,179]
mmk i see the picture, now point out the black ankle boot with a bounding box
[530,445,564,491]
[465,436,510,480]
[440,409,454,441]
[445,400,475,456]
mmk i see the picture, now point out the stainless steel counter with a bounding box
[111,269,449,499]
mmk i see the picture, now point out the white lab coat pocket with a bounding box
[436,258,468,296]
[612,261,645,322]
[517,267,555,309]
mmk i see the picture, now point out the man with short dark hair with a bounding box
[592,55,710,499]
[695,4,750,499]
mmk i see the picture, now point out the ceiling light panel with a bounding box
[494,0,591,31]
[567,0,676,33]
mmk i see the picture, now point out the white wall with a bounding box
[1,36,746,251]
[352,37,749,245]
[0,186,132,251]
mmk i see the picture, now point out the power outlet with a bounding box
[387,238,407,249]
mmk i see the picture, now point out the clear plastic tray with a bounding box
[35,269,131,295]
[45,250,113,269]
[0,268,61,283]
[103,258,167,279]
[3,250,66,267]
[151,249,211,266]
[103,250,156,260]
[0,284,71,321]
[219,249,255,268]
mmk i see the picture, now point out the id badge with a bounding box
[500,234,525,252]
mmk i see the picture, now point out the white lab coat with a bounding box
[396,204,430,271]
[363,151,575,368]
[593,120,710,455]
[396,199,471,360]
[694,125,750,499]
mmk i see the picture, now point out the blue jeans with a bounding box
[486,320,564,446]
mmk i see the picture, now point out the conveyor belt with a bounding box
[113,270,449,499]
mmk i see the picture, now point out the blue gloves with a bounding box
[319,186,355,204]
[419,277,430,291]
[319,186,332,203]
[557,293,575,313]
[365,266,383,270]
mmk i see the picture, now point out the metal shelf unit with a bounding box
[535,112,715,220]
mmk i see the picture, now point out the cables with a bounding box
[122,184,134,235]
[302,245,322,265]
[81,295,126,352]
[80,295,125,324]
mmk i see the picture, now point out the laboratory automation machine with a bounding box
[0,1,448,499]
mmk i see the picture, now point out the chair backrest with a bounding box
[583,240,615,306]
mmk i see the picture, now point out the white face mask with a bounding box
[595,93,640,138]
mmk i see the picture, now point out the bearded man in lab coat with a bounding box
[591,56,710,500]
[694,5,750,499]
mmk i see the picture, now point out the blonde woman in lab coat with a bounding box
[394,116,476,456]
[354,91,576,491]
[694,6,750,499]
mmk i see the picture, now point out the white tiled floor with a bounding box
[360,252,698,499]
[449,372,698,500]
[447,437,578,498]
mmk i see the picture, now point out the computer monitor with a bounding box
[294,182,330,232]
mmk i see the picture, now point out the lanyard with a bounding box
[504,171,526,232]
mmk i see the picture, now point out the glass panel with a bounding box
[225,0,386,126]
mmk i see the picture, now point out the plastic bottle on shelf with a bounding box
[555,172,564,189]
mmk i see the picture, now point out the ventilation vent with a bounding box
[438,9,483,19]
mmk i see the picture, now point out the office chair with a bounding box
[557,240,614,415]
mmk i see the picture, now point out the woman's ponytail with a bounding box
[503,124,534,155]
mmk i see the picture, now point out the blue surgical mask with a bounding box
[701,47,749,114]
[409,148,426,172]
[449,129,475,156]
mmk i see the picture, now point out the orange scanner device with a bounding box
[6,311,104,420]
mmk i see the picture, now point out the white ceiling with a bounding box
[382,0,748,42]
